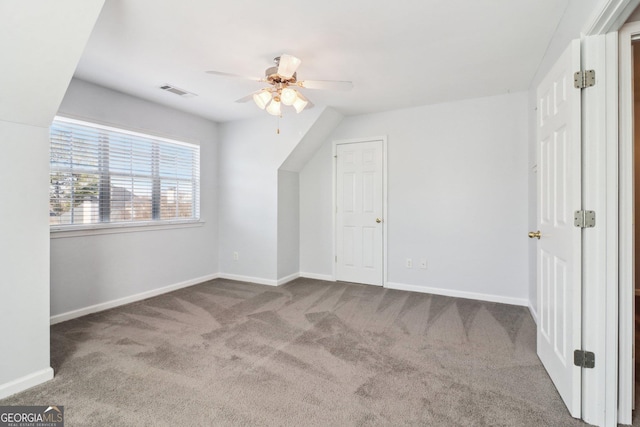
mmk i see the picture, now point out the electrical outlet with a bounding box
[420,259,427,269]
[233,251,239,261]
[406,258,412,268]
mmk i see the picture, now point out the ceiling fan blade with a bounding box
[235,93,256,103]
[297,79,353,91]
[206,70,264,82]
[277,54,301,78]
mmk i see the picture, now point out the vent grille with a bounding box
[160,84,197,98]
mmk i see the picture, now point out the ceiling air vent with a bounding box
[159,84,197,98]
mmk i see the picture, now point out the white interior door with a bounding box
[535,39,582,418]
[336,140,383,286]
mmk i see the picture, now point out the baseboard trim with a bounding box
[528,302,538,324]
[217,273,279,287]
[299,272,334,281]
[50,273,220,324]
[50,273,532,325]
[0,367,54,400]
[277,273,300,286]
[384,282,528,307]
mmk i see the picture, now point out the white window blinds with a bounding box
[50,116,200,228]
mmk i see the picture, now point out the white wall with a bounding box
[280,108,344,172]
[300,92,529,304]
[277,170,300,280]
[50,79,219,318]
[0,0,104,399]
[217,109,322,283]
[0,122,52,393]
[300,140,334,278]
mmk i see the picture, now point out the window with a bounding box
[50,116,200,229]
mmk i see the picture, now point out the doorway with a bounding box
[633,40,640,400]
[619,22,640,425]
[333,137,387,286]
[632,38,640,414]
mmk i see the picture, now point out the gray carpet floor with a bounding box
[1,278,594,426]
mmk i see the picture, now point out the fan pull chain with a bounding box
[276,115,281,134]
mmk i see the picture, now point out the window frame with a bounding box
[49,115,203,235]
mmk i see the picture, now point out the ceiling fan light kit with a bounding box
[255,87,308,115]
[266,99,282,116]
[253,89,272,109]
[280,87,297,105]
[292,91,309,113]
[250,55,310,115]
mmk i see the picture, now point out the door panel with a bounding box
[336,140,383,286]
[536,39,582,418]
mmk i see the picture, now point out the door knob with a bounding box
[528,230,541,239]
[376,218,382,223]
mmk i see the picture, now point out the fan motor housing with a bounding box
[265,66,297,85]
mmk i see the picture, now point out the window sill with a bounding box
[50,220,205,239]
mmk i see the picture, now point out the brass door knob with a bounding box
[528,230,541,239]
[376,218,382,223]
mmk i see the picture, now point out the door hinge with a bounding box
[574,210,595,228]
[335,255,337,262]
[574,350,595,368]
[574,70,595,89]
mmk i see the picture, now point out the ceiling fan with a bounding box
[206,54,353,116]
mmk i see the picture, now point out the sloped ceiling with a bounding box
[0,0,105,127]
[74,0,569,122]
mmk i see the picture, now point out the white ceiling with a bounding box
[74,0,570,123]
